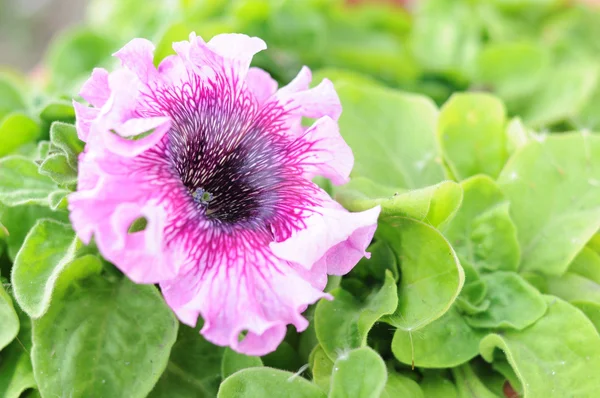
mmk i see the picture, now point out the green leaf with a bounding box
[392,306,485,368]
[309,345,334,392]
[150,323,225,398]
[336,178,462,228]
[451,364,498,398]
[262,341,303,373]
[0,75,26,121]
[0,156,56,207]
[0,113,40,157]
[336,81,445,189]
[38,153,78,186]
[315,271,397,360]
[475,41,548,101]
[479,296,600,397]
[523,62,599,128]
[154,22,192,64]
[379,218,464,331]
[0,205,69,261]
[544,272,600,331]
[438,93,507,180]
[221,348,262,380]
[39,101,75,124]
[0,300,37,398]
[497,133,600,275]
[32,275,178,398]
[46,28,116,92]
[329,347,387,398]
[568,246,600,284]
[420,374,458,398]
[381,372,424,398]
[466,272,546,330]
[443,175,520,272]
[0,283,19,351]
[217,368,326,398]
[348,240,399,282]
[11,220,79,318]
[48,122,84,169]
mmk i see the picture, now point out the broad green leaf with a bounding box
[492,360,522,396]
[0,300,36,398]
[315,271,397,360]
[329,347,387,398]
[568,246,600,284]
[217,368,326,398]
[48,122,84,169]
[0,156,56,207]
[505,118,534,155]
[336,81,445,189]
[443,175,520,272]
[475,41,548,101]
[0,205,69,261]
[262,341,303,373]
[348,240,399,282]
[38,153,77,186]
[0,284,19,351]
[381,372,424,398]
[32,276,178,398]
[150,323,225,398]
[410,0,481,78]
[466,272,547,330]
[392,306,485,368]
[12,220,78,318]
[497,133,600,275]
[455,261,489,316]
[336,178,462,228]
[523,62,599,128]
[544,272,600,331]
[438,93,507,180]
[451,364,498,398]
[46,28,116,92]
[309,345,334,392]
[479,296,600,398]
[0,113,40,157]
[39,101,75,124]
[379,218,464,331]
[420,374,458,398]
[221,348,263,380]
[0,75,26,121]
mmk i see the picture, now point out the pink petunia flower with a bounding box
[69,33,380,355]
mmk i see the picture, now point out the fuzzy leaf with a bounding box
[221,348,263,380]
[0,156,56,207]
[217,368,326,398]
[0,113,40,157]
[329,347,387,398]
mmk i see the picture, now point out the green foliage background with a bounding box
[2,0,600,397]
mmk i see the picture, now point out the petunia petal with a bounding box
[79,68,110,108]
[246,67,278,105]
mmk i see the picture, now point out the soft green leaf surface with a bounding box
[498,133,600,275]
[336,81,444,189]
[0,300,36,398]
[379,218,464,331]
[217,368,326,398]
[392,306,485,368]
[12,220,78,318]
[0,75,26,121]
[420,374,458,398]
[466,272,547,330]
[221,348,263,380]
[0,113,40,157]
[38,153,77,186]
[451,364,498,398]
[348,240,399,282]
[438,93,507,180]
[39,101,75,124]
[48,122,84,169]
[336,178,462,228]
[0,204,69,261]
[309,345,334,393]
[381,372,424,398]
[479,296,600,398]
[0,156,56,207]
[315,271,397,360]
[329,347,387,398]
[150,323,225,398]
[568,246,600,284]
[544,272,600,331]
[33,276,178,398]
[0,283,19,351]
[443,175,520,272]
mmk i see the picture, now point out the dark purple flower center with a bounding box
[160,80,293,227]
